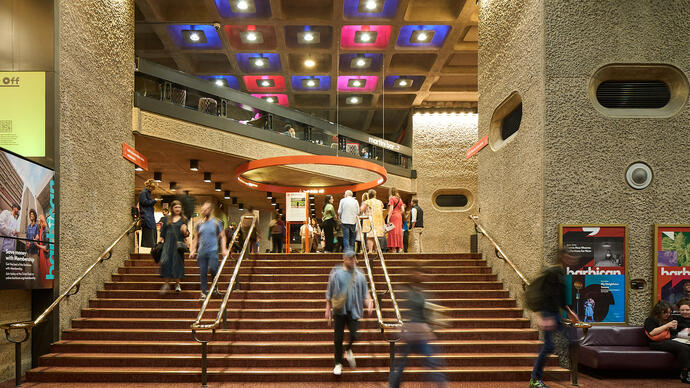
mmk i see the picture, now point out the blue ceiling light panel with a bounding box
[167,25,222,49]
[198,76,241,90]
[236,53,281,73]
[344,0,398,19]
[215,0,272,18]
[384,75,425,91]
[292,76,331,91]
[397,25,451,48]
[339,53,384,71]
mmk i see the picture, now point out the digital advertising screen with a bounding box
[0,147,55,289]
[0,72,46,157]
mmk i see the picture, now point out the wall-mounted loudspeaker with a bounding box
[625,162,653,190]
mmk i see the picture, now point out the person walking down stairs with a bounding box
[189,201,227,300]
[157,200,189,294]
[325,250,374,376]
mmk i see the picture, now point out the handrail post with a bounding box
[15,341,21,386]
[389,340,395,374]
[201,341,208,387]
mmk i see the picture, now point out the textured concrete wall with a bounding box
[412,113,478,253]
[56,0,134,331]
[542,0,690,324]
[477,0,546,301]
[0,290,31,382]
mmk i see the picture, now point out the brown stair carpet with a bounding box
[26,253,568,383]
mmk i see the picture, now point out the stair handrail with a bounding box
[357,215,404,331]
[469,215,530,288]
[191,215,255,332]
[0,218,140,386]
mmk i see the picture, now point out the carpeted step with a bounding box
[118,265,494,275]
[110,273,499,283]
[125,258,489,267]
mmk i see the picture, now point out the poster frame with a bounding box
[653,224,690,308]
[558,223,629,325]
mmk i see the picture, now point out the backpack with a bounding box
[524,271,549,312]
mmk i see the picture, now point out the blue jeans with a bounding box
[341,223,356,252]
[389,340,447,387]
[197,251,218,295]
[531,312,561,380]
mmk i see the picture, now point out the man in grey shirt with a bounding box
[325,250,373,376]
[337,190,359,252]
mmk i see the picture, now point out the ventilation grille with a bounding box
[596,81,671,109]
[435,194,468,208]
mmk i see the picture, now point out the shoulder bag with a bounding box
[331,270,357,310]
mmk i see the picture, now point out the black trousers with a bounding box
[333,312,359,365]
[323,219,335,252]
[271,234,283,253]
[403,230,409,252]
[650,339,690,368]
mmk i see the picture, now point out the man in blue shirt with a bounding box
[325,250,373,376]
[190,201,228,299]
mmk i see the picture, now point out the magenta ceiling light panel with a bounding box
[340,25,392,49]
[337,76,378,92]
[251,94,289,106]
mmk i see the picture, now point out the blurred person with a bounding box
[322,195,338,253]
[402,207,411,253]
[335,221,344,253]
[282,124,297,138]
[410,199,424,253]
[0,203,21,254]
[189,201,227,299]
[139,179,158,248]
[337,190,359,252]
[158,200,189,293]
[358,192,369,252]
[300,219,314,253]
[325,250,374,376]
[528,249,579,388]
[645,300,690,383]
[389,263,448,387]
[269,214,285,253]
[386,188,404,253]
[311,217,322,252]
[224,222,240,252]
[360,190,385,255]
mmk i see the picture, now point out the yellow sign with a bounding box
[0,72,46,157]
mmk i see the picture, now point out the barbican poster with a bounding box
[560,225,627,324]
[654,225,690,307]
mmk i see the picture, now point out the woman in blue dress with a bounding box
[158,200,188,293]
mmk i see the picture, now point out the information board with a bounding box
[0,72,46,157]
[285,192,307,222]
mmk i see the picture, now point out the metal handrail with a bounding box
[190,215,255,387]
[469,215,530,288]
[0,218,140,386]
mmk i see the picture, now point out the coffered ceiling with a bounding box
[134,0,478,142]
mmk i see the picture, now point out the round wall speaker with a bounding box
[625,162,653,190]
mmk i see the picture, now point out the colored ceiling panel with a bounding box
[243,76,286,92]
[236,53,281,73]
[224,25,277,50]
[291,76,331,91]
[343,0,399,19]
[338,53,384,72]
[337,76,379,92]
[340,25,392,49]
[198,75,241,90]
[167,25,222,49]
[251,93,289,107]
[384,75,425,91]
[214,0,272,18]
[396,25,451,48]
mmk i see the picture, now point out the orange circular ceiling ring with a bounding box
[234,155,388,194]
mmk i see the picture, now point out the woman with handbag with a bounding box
[360,190,385,255]
[158,200,189,294]
[645,301,690,383]
[386,188,404,253]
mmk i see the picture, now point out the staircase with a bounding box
[26,252,569,383]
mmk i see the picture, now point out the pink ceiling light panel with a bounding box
[243,76,286,92]
[340,25,392,49]
[337,76,378,92]
[251,94,289,106]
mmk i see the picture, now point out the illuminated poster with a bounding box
[560,225,627,324]
[654,225,690,306]
[285,192,307,222]
[0,147,55,289]
[0,72,46,157]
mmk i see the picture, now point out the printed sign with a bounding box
[285,192,307,222]
[465,135,488,159]
[122,142,148,171]
[0,147,55,289]
[654,225,690,307]
[560,225,627,324]
[0,72,46,157]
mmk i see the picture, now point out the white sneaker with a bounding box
[333,363,342,376]
[345,349,356,368]
[175,283,182,292]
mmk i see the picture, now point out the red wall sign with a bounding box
[122,142,148,171]
[465,135,488,159]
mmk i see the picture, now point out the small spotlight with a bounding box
[250,57,267,68]
[410,30,435,43]
[240,30,264,44]
[232,0,256,13]
[394,78,413,88]
[302,78,320,88]
[134,166,144,172]
[153,172,162,182]
[203,172,212,183]
[190,159,199,171]
[347,96,361,104]
[170,182,177,192]
[298,30,321,44]
[351,56,371,69]
[348,79,365,88]
[258,79,275,88]
[354,31,377,43]
[304,58,316,68]
[261,96,277,103]
[224,190,231,199]
[359,0,382,12]
[182,30,207,44]
[215,182,222,192]
[215,79,225,86]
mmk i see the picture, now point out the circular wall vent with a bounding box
[625,162,653,190]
